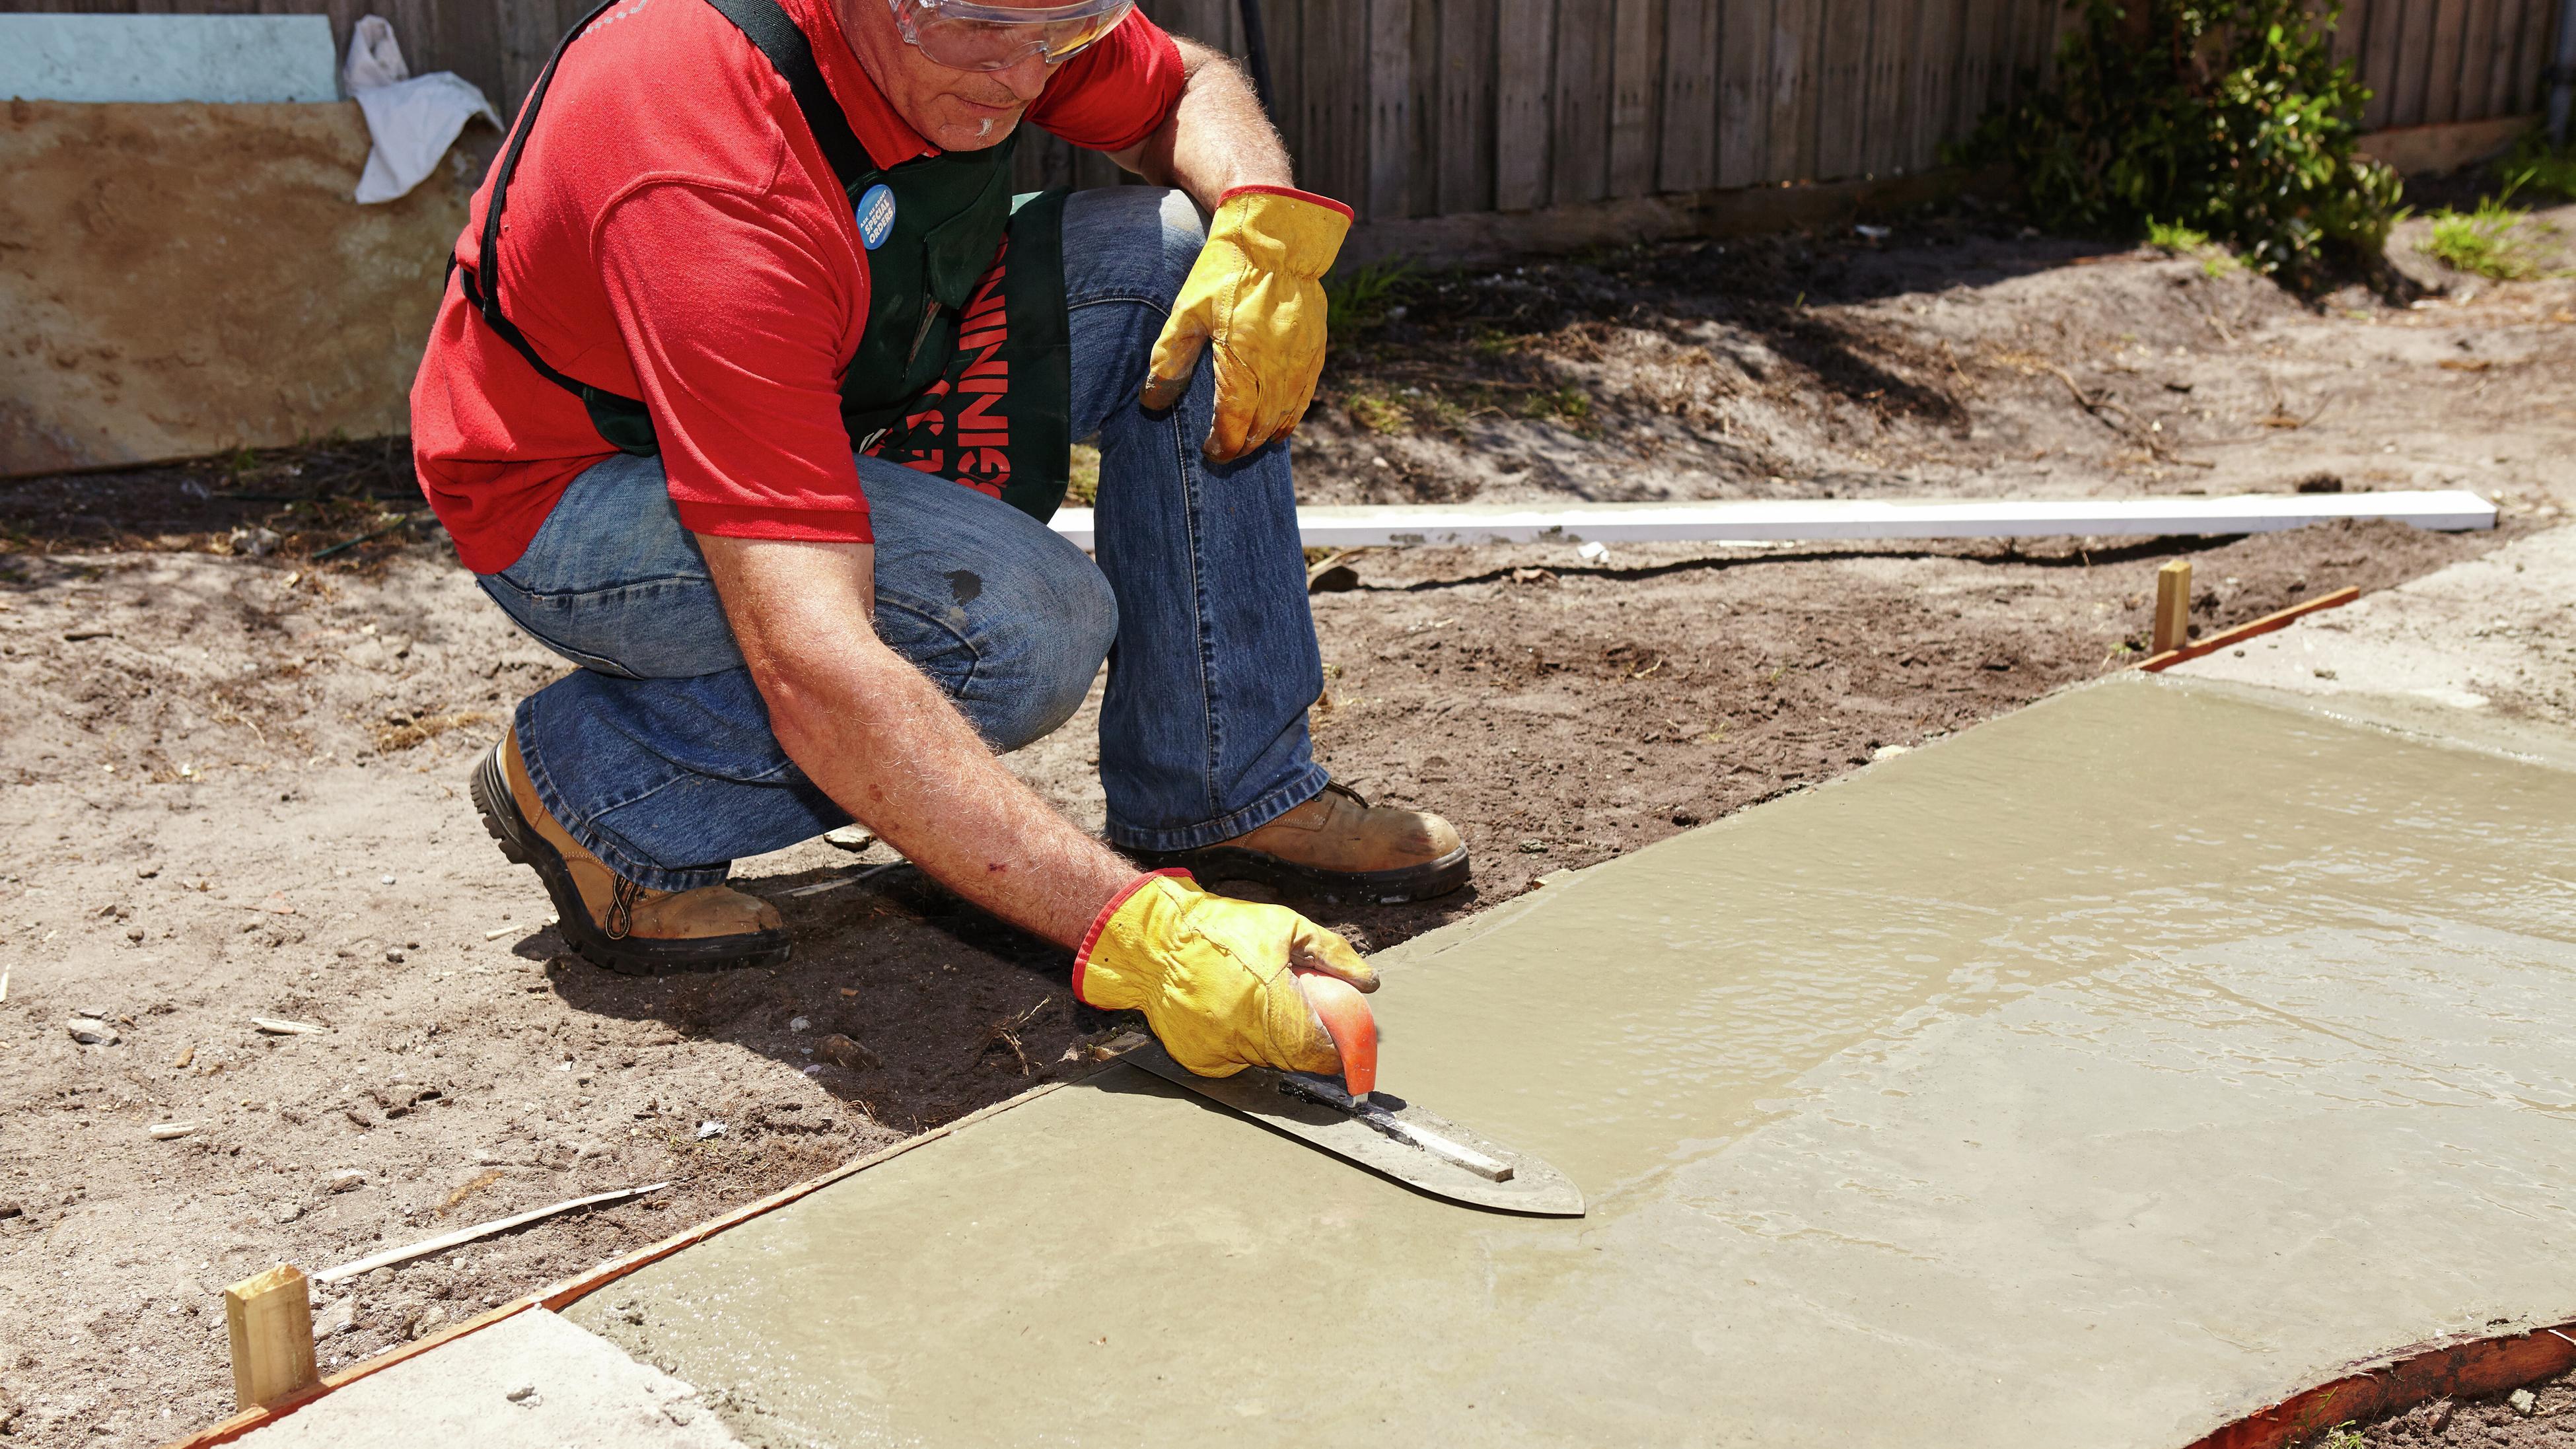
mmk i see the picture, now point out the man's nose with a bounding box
[993,53,1053,103]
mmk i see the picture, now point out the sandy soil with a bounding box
[3,206,2573,1445]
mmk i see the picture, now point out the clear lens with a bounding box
[897,0,1134,71]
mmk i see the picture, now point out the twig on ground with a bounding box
[314,1182,670,1285]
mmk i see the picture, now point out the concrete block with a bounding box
[0,15,338,105]
[0,99,470,476]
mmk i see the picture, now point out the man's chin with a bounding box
[927,105,1026,152]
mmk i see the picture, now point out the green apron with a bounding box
[454,0,1073,524]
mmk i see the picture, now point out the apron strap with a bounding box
[452,0,874,457]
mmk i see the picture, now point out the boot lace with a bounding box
[604,876,644,940]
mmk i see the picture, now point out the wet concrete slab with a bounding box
[568,676,2576,1448]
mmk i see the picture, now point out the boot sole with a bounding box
[1129,842,1472,907]
[470,744,790,977]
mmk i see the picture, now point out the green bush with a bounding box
[1963,0,2403,279]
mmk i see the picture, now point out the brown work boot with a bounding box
[1135,781,1470,905]
[468,732,788,975]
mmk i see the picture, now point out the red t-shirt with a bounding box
[409,0,1184,575]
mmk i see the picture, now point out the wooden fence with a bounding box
[9,0,2567,220]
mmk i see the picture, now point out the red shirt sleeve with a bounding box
[591,180,873,545]
[1026,9,1185,153]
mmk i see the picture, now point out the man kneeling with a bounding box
[410,0,1469,1078]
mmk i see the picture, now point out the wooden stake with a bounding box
[2137,586,2362,673]
[224,1264,318,1410]
[2152,559,2193,655]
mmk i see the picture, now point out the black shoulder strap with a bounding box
[454,0,875,437]
[699,0,873,188]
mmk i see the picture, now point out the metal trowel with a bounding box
[1118,972,1585,1217]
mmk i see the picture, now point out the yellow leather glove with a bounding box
[1139,185,1353,463]
[1073,870,1375,1078]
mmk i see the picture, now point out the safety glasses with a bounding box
[889,0,1137,72]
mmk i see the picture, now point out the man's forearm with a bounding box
[699,536,1135,948]
[1110,37,1293,205]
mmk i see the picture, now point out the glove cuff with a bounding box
[1071,869,1194,1008]
[1217,184,1355,222]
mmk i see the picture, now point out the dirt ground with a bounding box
[4,194,2574,1445]
[2293,1365,2576,1447]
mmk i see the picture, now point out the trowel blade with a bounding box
[1123,1042,1585,1217]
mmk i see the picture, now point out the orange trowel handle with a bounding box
[1293,969,1378,1098]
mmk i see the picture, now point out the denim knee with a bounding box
[975,554,1116,753]
[1064,186,1207,315]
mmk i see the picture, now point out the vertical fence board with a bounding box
[1813,0,1871,176]
[1437,0,1500,213]
[1493,0,1555,207]
[2479,0,2525,112]
[1659,0,1721,190]
[1910,0,1962,171]
[2391,0,2440,124]
[2358,0,2403,127]
[1952,0,1999,129]
[1550,0,1613,202]
[1408,0,1440,217]
[1715,0,1772,186]
[1367,0,1412,217]
[1610,0,1663,195]
[2507,0,2554,111]
[1769,0,1824,180]
[2455,0,2504,118]
[1268,0,1306,174]
[2425,0,2472,120]
[1862,0,1915,173]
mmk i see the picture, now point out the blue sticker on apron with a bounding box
[855,184,896,251]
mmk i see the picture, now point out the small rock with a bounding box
[136,866,159,880]
[67,1018,119,1045]
[274,1202,303,1225]
[2512,1389,2537,1416]
[788,1016,810,1033]
[816,1034,881,1071]
[378,874,396,886]
[148,1121,201,1141]
[663,1401,696,1427]
[384,949,405,964]
[822,826,875,853]
[0,1202,22,1220]
[2313,666,2338,680]
[696,1120,726,1141]
[1518,839,1548,854]
[505,1384,538,1406]
[314,1298,357,1338]
[343,1106,375,1129]
[124,928,145,944]
[1575,540,1610,564]
[232,526,283,557]
[252,1017,324,1035]
[409,1306,447,1339]
[326,1170,366,1193]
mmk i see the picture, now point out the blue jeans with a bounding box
[476,188,1329,892]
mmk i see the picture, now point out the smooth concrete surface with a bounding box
[241,1308,743,1448]
[0,100,470,475]
[0,15,338,104]
[562,676,2576,1448]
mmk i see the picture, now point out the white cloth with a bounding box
[342,15,499,205]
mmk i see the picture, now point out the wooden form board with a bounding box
[1044,491,2499,551]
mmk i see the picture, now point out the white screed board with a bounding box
[1045,490,2495,550]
